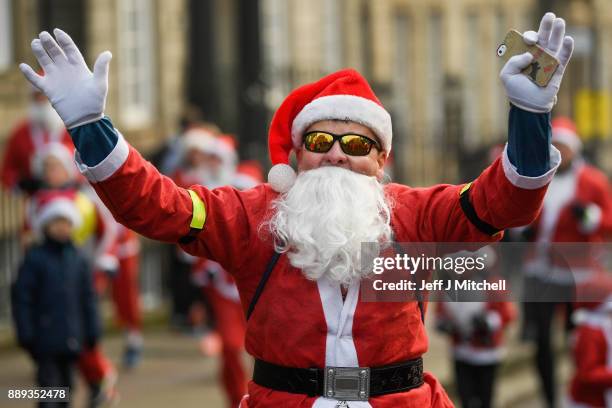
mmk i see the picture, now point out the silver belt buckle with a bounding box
[323,366,370,401]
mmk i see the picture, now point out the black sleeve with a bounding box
[11,253,38,348]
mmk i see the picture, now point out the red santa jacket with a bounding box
[524,163,612,284]
[569,311,612,408]
[0,120,72,191]
[436,301,515,365]
[531,162,612,243]
[78,137,556,407]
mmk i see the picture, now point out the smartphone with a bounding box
[496,29,559,87]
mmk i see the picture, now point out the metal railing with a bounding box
[0,187,170,329]
[0,188,25,327]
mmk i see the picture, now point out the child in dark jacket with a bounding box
[12,191,100,407]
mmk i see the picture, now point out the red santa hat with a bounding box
[30,190,82,234]
[552,117,582,153]
[31,142,77,180]
[267,68,393,193]
[182,129,237,167]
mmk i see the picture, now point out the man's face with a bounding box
[553,142,575,171]
[296,120,387,178]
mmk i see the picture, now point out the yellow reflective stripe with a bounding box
[188,190,206,229]
[460,182,472,195]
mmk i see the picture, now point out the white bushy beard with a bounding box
[268,166,392,286]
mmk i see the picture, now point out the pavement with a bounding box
[0,314,571,408]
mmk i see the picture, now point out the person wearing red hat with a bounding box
[20,14,573,407]
[568,279,612,408]
[1,85,73,194]
[519,116,612,408]
[177,128,250,407]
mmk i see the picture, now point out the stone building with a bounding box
[0,0,187,153]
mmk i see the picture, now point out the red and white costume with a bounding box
[75,70,560,407]
[569,291,612,408]
[1,119,72,191]
[111,225,141,331]
[76,142,556,407]
[436,301,515,365]
[523,118,612,285]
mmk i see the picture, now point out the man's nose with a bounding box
[323,141,348,165]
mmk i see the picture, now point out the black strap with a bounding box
[246,251,281,321]
[249,247,425,323]
[178,227,200,244]
[459,184,501,236]
[392,242,425,323]
[253,357,424,397]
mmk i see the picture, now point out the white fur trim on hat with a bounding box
[182,132,237,166]
[291,95,392,154]
[268,164,296,193]
[34,198,82,233]
[32,143,77,180]
[552,129,582,153]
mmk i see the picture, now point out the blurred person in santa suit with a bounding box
[21,13,572,406]
[1,85,73,195]
[166,127,232,336]
[435,248,516,408]
[568,278,612,408]
[190,139,263,408]
[519,117,612,408]
[149,104,223,176]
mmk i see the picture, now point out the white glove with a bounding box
[19,29,112,129]
[500,12,574,113]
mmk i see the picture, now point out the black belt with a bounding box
[253,357,424,401]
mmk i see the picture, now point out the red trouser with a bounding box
[111,254,142,330]
[206,288,248,408]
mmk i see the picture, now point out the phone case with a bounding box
[496,29,559,87]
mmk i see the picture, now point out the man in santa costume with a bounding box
[20,13,572,407]
[435,247,515,408]
[179,129,251,407]
[1,87,73,194]
[568,280,612,408]
[521,116,612,408]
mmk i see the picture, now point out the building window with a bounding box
[117,0,155,128]
[0,0,13,72]
[392,12,411,141]
[261,0,291,110]
[426,12,444,144]
[391,11,411,182]
[462,12,480,151]
[493,10,508,138]
[322,0,343,73]
[359,0,371,77]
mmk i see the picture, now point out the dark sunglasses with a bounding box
[303,131,382,156]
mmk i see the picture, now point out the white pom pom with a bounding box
[268,163,296,193]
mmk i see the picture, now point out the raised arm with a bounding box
[394,14,573,243]
[19,29,266,272]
